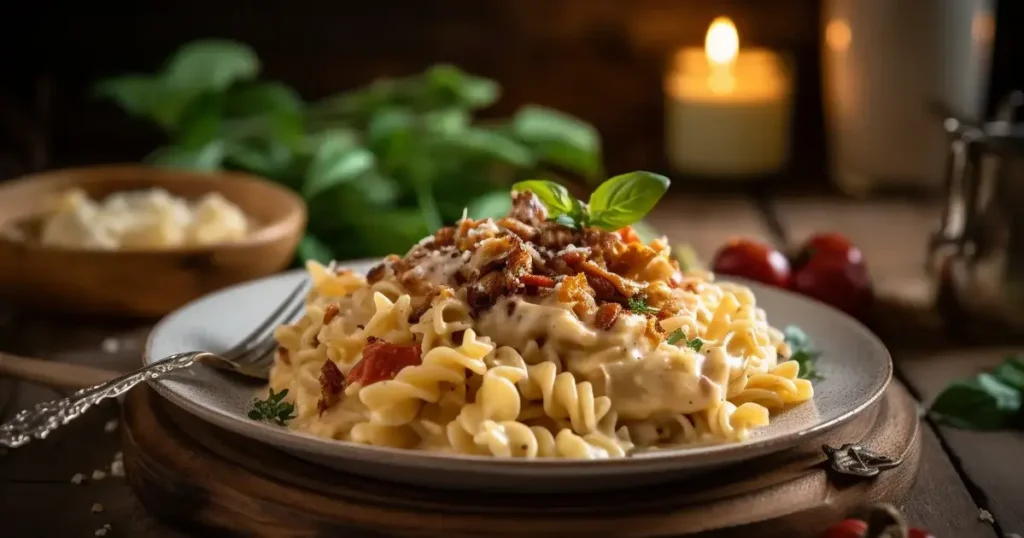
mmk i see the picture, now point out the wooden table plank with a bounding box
[899,349,1024,538]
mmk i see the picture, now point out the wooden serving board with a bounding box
[121,382,921,538]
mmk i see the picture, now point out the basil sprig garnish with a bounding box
[930,356,1024,430]
[512,171,670,231]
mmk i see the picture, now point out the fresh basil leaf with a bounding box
[511,179,575,217]
[552,214,578,229]
[303,131,376,199]
[931,375,1022,430]
[163,39,260,92]
[511,105,602,181]
[993,356,1024,391]
[94,75,191,129]
[467,191,513,220]
[587,171,670,230]
[296,232,335,264]
[425,64,500,110]
[146,141,226,171]
[439,127,535,168]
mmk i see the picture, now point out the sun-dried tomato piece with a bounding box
[347,339,423,386]
[322,304,340,324]
[317,360,346,415]
[594,303,623,330]
[616,226,642,244]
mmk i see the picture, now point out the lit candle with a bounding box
[665,17,794,178]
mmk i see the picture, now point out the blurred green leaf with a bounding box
[174,92,226,148]
[467,190,512,220]
[296,232,336,264]
[163,39,260,92]
[147,141,226,171]
[512,105,602,181]
[224,139,294,179]
[94,75,191,129]
[440,127,535,168]
[630,220,664,243]
[303,131,376,199]
[425,64,500,110]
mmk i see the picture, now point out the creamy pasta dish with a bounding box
[39,188,250,250]
[270,186,813,459]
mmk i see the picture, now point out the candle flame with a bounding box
[705,17,739,66]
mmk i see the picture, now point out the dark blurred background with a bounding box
[1,0,1021,191]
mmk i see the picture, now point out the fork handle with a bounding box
[0,353,121,389]
[0,351,207,448]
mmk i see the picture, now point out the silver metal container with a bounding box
[930,93,1024,336]
[822,0,996,196]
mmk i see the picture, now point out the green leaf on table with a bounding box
[296,232,336,264]
[930,374,1022,430]
[146,141,226,171]
[303,131,376,199]
[993,356,1024,391]
[425,64,500,110]
[511,105,602,181]
[94,75,192,129]
[467,190,513,220]
[511,179,576,218]
[587,171,670,231]
[163,39,260,93]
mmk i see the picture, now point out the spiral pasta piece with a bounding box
[358,330,491,426]
[522,361,611,435]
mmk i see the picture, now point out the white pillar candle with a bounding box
[665,17,794,178]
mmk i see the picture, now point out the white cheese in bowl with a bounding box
[39,187,251,250]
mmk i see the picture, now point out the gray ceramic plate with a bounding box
[145,260,892,493]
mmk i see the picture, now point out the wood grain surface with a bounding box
[119,382,917,538]
[0,196,1017,538]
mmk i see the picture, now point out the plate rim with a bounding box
[144,260,893,470]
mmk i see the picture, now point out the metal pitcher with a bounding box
[929,92,1024,335]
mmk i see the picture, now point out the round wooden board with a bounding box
[121,382,921,538]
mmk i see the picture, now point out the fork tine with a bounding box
[224,279,308,361]
[234,295,309,367]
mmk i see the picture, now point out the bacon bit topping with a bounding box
[558,273,597,318]
[276,346,291,366]
[520,274,556,288]
[317,360,345,415]
[594,303,623,330]
[347,339,423,386]
[322,304,340,325]
[367,255,399,284]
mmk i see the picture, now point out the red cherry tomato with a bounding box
[795,232,865,271]
[711,238,791,288]
[348,340,422,386]
[790,254,873,319]
[908,528,936,538]
[820,518,867,538]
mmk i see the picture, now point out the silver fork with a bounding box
[0,279,309,449]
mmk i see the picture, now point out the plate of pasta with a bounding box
[145,172,892,492]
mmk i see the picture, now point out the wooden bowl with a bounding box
[0,165,306,318]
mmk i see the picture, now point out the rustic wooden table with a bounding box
[1,195,1021,538]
